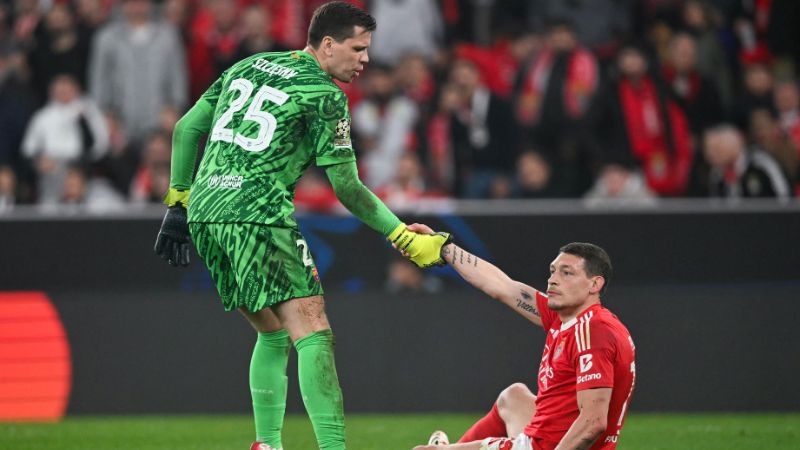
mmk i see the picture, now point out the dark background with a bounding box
[1,209,798,414]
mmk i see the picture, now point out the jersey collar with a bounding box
[559,303,602,331]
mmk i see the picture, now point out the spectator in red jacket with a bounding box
[591,44,693,196]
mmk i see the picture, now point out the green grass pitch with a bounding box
[2,413,799,449]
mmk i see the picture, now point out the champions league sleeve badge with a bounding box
[334,118,351,148]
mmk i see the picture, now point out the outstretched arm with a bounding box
[324,161,402,235]
[325,163,451,268]
[407,224,543,327]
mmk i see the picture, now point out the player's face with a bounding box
[546,253,597,313]
[327,26,371,83]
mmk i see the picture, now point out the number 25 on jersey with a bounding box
[210,78,289,152]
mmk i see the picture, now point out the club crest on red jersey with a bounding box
[554,340,565,359]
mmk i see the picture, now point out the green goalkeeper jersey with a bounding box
[188,51,355,226]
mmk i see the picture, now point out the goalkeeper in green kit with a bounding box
[153,3,450,449]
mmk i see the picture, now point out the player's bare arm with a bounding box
[406,223,543,327]
[554,387,612,450]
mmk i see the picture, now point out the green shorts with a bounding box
[189,222,323,312]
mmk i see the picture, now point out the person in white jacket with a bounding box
[21,74,109,203]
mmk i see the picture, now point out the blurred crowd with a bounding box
[1,0,799,214]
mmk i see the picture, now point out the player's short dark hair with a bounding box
[307,2,376,48]
[560,242,613,295]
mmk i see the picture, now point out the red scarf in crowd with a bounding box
[618,77,693,196]
[517,47,598,125]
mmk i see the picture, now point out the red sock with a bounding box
[458,403,506,442]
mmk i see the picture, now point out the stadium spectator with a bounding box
[233,5,287,63]
[661,32,724,139]
[162,0,191,42]
[26,2,91,104]
[513,150,558,199]
[352,63,418,189]
[584,163,657,207]
[129,130,171,203]
[394,53,436,106]
[516,19,598,196]
[187,0,242,100]
[74,0,111,36]
[680,0,733,107]
[748,108,798,187]
[454,28,541,98]
[703,124,791,199]
[0,42,36,171]
[385,254,442,294]
[368,0,443,66]
[765,0,800,70]
[96,111,139,196]
[424,82,459,193]
[11,0,42,51]
[378,152,434,210]
[448,58,520,198]
[591,44,694,197]
[730,63,774,130]
[21,74,109,203]
[0,165,17,212]
[774,80,800,151]
[528,0,633,60]
[48,162,125,212]
[403,231,635,450]
[88,0,187,141]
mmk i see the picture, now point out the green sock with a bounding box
[250,329,290,449]
[295,329,346,450]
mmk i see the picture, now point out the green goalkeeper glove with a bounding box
[388,223,453,268]
[154,188,191,267]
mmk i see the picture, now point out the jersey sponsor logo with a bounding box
[252,58,298,79]
[334,118,351,148]
[605,435,618,443]
[579,354,593,373]
[576,372,602,384]
[208,175,244,190]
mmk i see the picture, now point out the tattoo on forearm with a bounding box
[575,437,597,450]
[448,246,479,267]
[516,296,540,317]
[520,290,533,300]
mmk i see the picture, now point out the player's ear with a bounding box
[322,36,334,56]
[590,276,605,295]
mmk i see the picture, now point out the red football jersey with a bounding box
[524,292,636,449]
